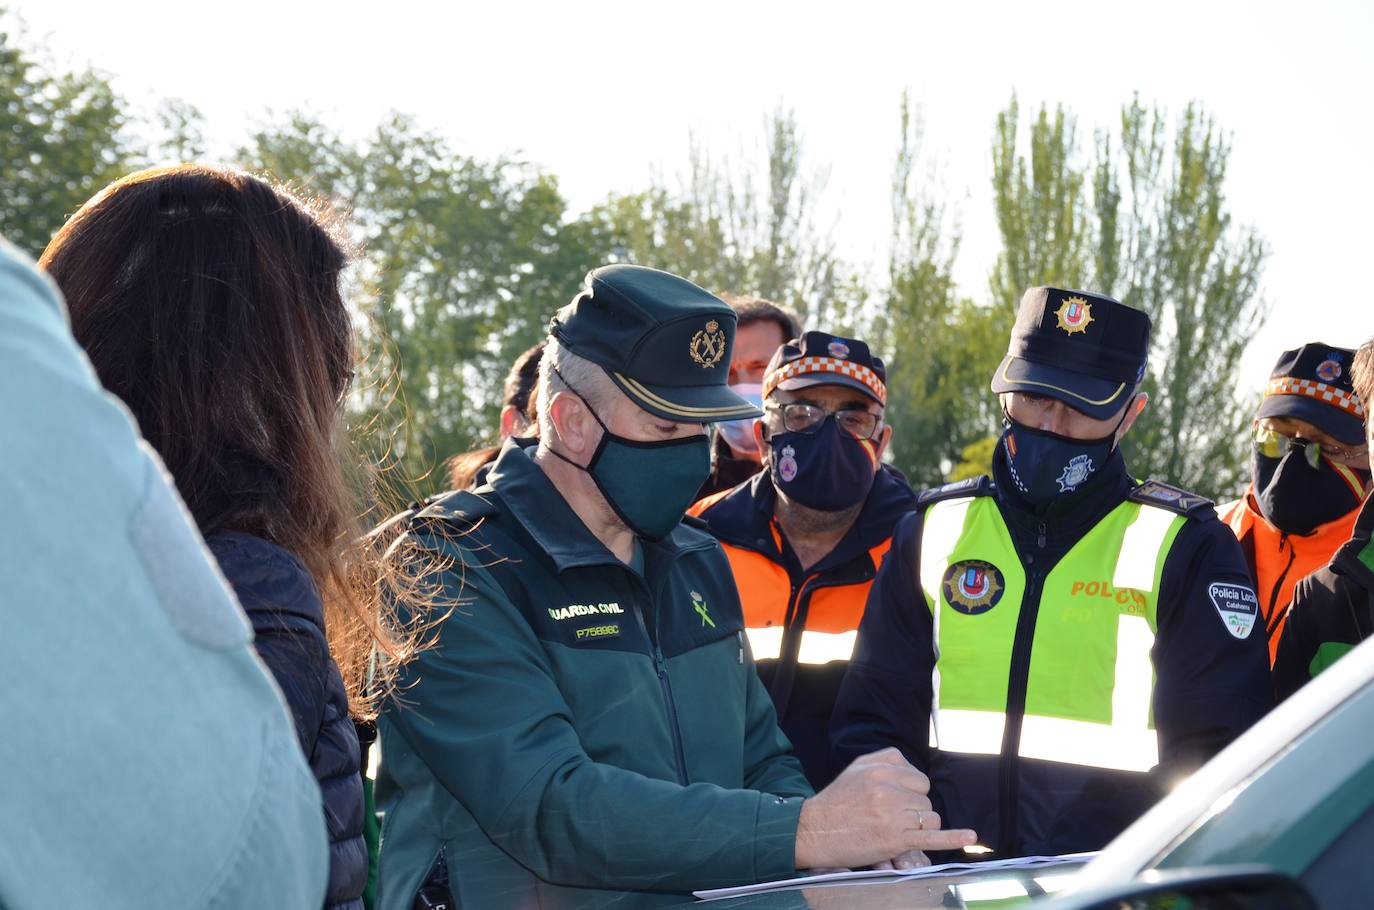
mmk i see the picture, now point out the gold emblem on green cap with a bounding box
[1055,296,1094,335]
[690,319,726,368]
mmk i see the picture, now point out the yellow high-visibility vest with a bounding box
[917,495,1187,773]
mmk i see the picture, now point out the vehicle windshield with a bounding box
[1153,676,1374,905]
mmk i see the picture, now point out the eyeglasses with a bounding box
[766,402,882,440]
[1253,424,1368,469]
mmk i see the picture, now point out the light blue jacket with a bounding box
[0,239,328,909]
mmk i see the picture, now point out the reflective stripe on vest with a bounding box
[746,627,858,664]
[719,536,891,668]
[918,495,1186,773]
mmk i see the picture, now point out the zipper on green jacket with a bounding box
[627,579,690,786]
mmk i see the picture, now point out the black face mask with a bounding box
[767,416,878,512]
[1252,446,1369,536]
[999,411,1122,509]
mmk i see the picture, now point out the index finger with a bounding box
[907,828,978,852]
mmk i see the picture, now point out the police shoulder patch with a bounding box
[917,475,994,508]
[1128,480,1215,518]
[1207,581,1259,639]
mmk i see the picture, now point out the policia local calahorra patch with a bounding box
[1208,582,1259,639]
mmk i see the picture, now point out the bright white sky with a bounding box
[13,0,1373,391]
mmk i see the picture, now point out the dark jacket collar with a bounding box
[1333,494,1374,590]
[481,439,717,574]
[698,463,918,571]
[992,443,1134,552]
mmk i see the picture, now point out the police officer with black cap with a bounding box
[832,287,1272,862]
[375,265,976,910]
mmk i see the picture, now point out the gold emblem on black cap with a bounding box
[689,319,726,368]
[1054,296,1094,335]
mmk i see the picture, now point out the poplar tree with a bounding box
[579,107,857,332]
[877,93,1002,485]
[990,95,1268,497]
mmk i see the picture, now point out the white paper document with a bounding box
[693,852,1096,901]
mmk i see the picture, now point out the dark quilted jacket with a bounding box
[208,532,367,910]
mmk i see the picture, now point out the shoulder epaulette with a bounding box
[917,475,994,507]
[681,513,712,533]
[1128,480,1215,518]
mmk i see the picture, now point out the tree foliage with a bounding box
[0,14,135,256]
[874,94,1002,485]
[1101,99,1269,496]
[581,107,858,331]
[991,95,1267,497]
[990,96,1092,312]
[239,113,611,487]
[1,12,1268,499]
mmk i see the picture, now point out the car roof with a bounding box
[1072,633,1374,889]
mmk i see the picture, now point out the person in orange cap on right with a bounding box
[1219,343,1371,664]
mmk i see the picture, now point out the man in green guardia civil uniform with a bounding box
[833,287,1272,863]
[375,265,976,910]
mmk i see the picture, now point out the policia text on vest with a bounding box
[831,463,1273,858]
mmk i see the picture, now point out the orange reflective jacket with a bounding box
[691,467,917,787]
[1220,489,1361,664]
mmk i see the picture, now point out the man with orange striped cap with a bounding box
[692,331,917,788]
[1219,343,1371,664]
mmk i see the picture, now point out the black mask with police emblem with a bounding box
[1252,447,1368,536]
[999,412,1121,509]
[767,416,878,512]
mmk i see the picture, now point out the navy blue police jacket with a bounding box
[831,448,1273,858]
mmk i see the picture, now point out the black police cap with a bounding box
[1256,343,1365,445]
[991,287,1151,419]
[549,265,761,423]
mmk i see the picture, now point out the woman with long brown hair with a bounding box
[41,165,412,910]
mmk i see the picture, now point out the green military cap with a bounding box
[549,265,762,422]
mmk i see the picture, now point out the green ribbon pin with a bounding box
[691,591,715,628]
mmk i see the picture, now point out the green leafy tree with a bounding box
[876,94,1004,485]
[990,95,1268,498]
[1101,99,1269,497]
[0,13,136,255]
[579,107,858,329]
[149,98,207,165]
[239,113,611,488]
[989,96,1092,312]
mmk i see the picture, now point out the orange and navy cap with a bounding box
[1256,343,1365,445]
[990,286,1151,420]
[763,331,887,406]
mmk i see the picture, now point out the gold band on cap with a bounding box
[613,373,760,420]
[996,360,1127,407]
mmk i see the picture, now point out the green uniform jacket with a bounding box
[376,443,812,910]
